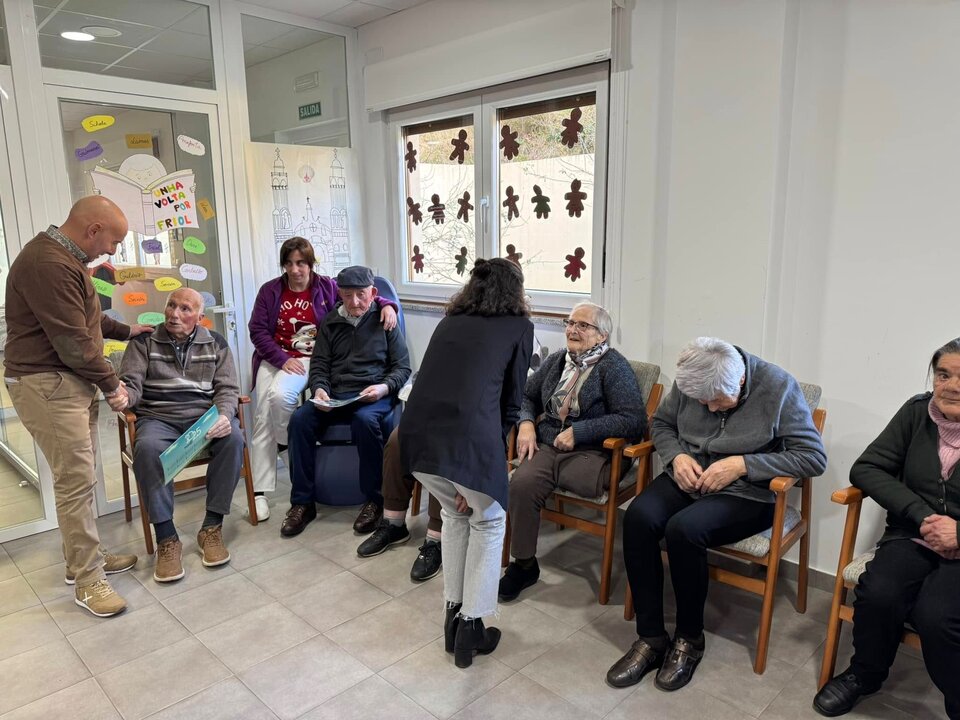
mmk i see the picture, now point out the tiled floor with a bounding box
[0,471,947,720]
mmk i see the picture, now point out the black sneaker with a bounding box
[410,541,442,582]
[498,558,540,601]
[813,670,880,717]
[357,519,410,557]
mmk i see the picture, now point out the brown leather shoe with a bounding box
[655,635,704,691]
[281,503,316,537]
[353,501,383,534]
[606,638,666,688]
[196,525,231,567]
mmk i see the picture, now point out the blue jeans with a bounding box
[287,395,395,505]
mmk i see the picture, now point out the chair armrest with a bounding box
[603,437,626,451]
[623,440,655,459]
[119,410,137,423]
[832,486,863,505]
[769,475,799,493]
[239,396,251,405]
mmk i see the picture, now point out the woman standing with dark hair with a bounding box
[400,258,533,668]
[814,338,960,718]
[247,237,397,521]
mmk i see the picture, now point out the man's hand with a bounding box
[698,456,746,493]
[920,514,959,552]
[313,388,333,411]
[516,421,538,461]
[553,427,575,452]
[282,358,306,375]
[105,382,129,412]
[128,324,155,338]
[205,414,232,440]
[454,492,470,514]
[380,305,398,331]
[359,384,388,402]
[671,453,703,493]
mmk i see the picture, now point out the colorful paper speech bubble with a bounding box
[103,309,124,322]
[137,312,165,325]
[81,115,115,132]
[200,292,217,308]
[91,277,114,298]
[123,292,148,306]
[126,133,153,149]
[141,239,163,254]
[179,263,208,281]
[197,199,215,220]
[177,134,205,156]
[115,267,146,282]
[200,317,214,329]
[154,277,182,292]
[103,340,127,357]
[183,236,206,254]
[75,141,103,161]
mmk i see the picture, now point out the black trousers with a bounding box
[622,472,775,640]
[851,538,960,719]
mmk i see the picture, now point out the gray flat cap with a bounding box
[336,265,375,288]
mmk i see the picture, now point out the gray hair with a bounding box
[571,301,613,339]
[674,337,745,401]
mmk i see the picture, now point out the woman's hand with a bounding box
[699,456,746,493]
[380,305,398,331]
[920,514,959,552]
[671,454,703,492]
[553,427,575,452]
[516,422,539,461]
[282,358,306,375]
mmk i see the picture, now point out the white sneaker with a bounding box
[255,495,270,521]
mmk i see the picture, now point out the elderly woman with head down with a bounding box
[814,338,960,719]
[607,337,826,692]
[498,301,647,602]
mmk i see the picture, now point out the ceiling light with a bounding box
[82,25,122,38]
[61,31,95,41]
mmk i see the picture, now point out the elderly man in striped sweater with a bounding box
[119,288,242,584]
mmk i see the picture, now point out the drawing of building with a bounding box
[271,148,292,250]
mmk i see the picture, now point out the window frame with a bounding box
[386,63,609,311]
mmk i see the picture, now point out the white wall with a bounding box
[357,0,960,575]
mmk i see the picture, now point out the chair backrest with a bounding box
[629,360,661,410]
[799,382,822,413]
[374,275,405,336]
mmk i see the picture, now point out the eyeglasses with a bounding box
[563,319,599,332]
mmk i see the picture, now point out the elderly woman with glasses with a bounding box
[498,301,647,601]
[607,337,826,692]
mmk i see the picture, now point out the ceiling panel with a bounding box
[321,2,394,27]
[240,15,297,46]
[240,0,352,18]
[263,26,338,51]
[107,64,198,87]
[168,7,210,35]
[42,54,109,74]
[38,0,199,28]
[38,34,130,64]
[363,0,430,9]
[243,44,289,67]
[115,46,212,75]
[38,11,159,48]
[150,29,213,61]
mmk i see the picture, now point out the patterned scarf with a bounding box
[547,341,610,422]
[929,398,960,481]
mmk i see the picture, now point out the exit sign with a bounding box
[298,102,321,120]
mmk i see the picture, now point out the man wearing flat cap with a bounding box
[282,266,411,537]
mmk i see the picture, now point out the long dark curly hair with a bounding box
[446,258,529,317]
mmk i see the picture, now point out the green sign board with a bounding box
[298,102,322,120]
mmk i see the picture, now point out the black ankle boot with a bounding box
[454,617,501,668]
[444,603,462,654]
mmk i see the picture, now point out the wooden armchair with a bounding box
[818,486,921,689]
[118,396,258,555]
[501,360,664,605]
[624,383,826,674]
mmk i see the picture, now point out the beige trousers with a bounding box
[8,372,105,586]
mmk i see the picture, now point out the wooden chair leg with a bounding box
[556,498,566,531]
[411,481,422,517]
[121,465,132,523]
[819,587,846,689]
[599,495,618,605]
[136,475,155,556]
[797,527,810,614]
[502,514,512,568]
[624,584,634,620]
[242,446,258,527]
[754,559,780,674]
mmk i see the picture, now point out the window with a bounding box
[389,65,608,310]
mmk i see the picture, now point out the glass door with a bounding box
[46,86,240,516]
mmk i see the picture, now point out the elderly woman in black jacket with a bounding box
[498,302,647,601]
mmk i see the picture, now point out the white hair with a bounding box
[674,337,745,401]
[571,301,613,339]
[166,288,204,315]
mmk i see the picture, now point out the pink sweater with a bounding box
[928,398,960,480]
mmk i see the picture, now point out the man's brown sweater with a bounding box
[4,231,130,392]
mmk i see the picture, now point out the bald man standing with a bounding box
[120,288,243,584]
[4,196,154,618]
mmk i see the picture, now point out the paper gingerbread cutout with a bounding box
[449,129,469,164]
[427,193,446,224]
[503,185,520,221]
[455,246,469,276]
[499,124,520,160]
[560,107,584,149]
[457,191,473,222]
[405,141,417,173]
[565,179,587,217]
[564,247,586,282]
[411,245,425,274]
[531,184,551,219]
[406,197,423,226]
[505,244,523,265]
